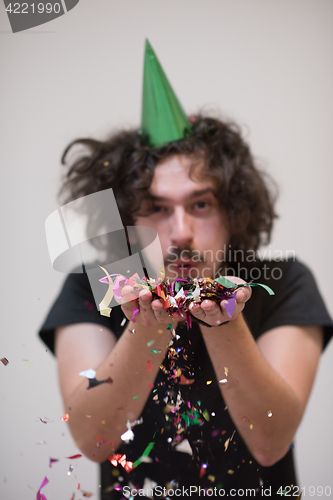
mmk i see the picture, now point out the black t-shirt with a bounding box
[39,260,333,500]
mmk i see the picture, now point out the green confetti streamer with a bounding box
[133,458,142,468]
[214,276,239,288]
[249,283,275,295]
[150,349,161,354]
[142,441,155,457]
[167,323,172,330]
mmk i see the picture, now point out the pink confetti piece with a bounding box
[186,314,192,329]
[36,476,49,500]
[132,308,139,322]
[113,275,128,299]
[49,458,59,468]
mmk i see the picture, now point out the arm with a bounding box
[190,284,324,466]
[55,289,177,463]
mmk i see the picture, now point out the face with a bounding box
[134,155,230,280]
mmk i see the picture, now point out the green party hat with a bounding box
[141,39,193,148]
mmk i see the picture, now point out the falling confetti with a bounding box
[49,458,59,467]
[84,301,94,311]
[36,476,49,500]
[267,411,273,417]
[39,417,54,424]
[62,413,70,421]
[67,465,74,475]
[1,357,9,366]
[147,360,152,372]
[108,453,133,472]
[66,454,82,459]
[219,378,228,385]
[79,369,96,379]
[121,429,135,441]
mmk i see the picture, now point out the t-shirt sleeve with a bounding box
[244,260,333,350]
[38,272,127,354]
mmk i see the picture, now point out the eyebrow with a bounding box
[150,188,217,202]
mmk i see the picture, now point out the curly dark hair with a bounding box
[59,115,277,256]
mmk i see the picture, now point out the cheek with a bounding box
[194,221,229,251]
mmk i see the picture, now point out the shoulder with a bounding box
[39,271,127,353]
[232,258,333,348]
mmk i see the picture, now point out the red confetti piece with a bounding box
[148,383,154,389]
[108,453,133,473]
[84,300,94,311]
[62,413,70,421]
[66,454,82,459]
[147,360,152,372]
[199,464,207,478]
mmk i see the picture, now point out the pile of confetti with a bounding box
[99,270,274,323]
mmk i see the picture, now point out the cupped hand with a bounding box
[189,276,252,327]
[119,286,182,327]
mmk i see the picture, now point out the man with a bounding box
[40,41,333,499]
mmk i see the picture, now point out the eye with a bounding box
[194,201,210,209]
[152,205,165,213]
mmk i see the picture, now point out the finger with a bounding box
[235,286,252,304]
[121,298,140,321]
[122,285,139,303]
[138,290,158,326]
[201,299,229,324]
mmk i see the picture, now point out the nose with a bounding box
[169,207,194,249]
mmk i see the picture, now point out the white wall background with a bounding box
[1,1,332,499]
